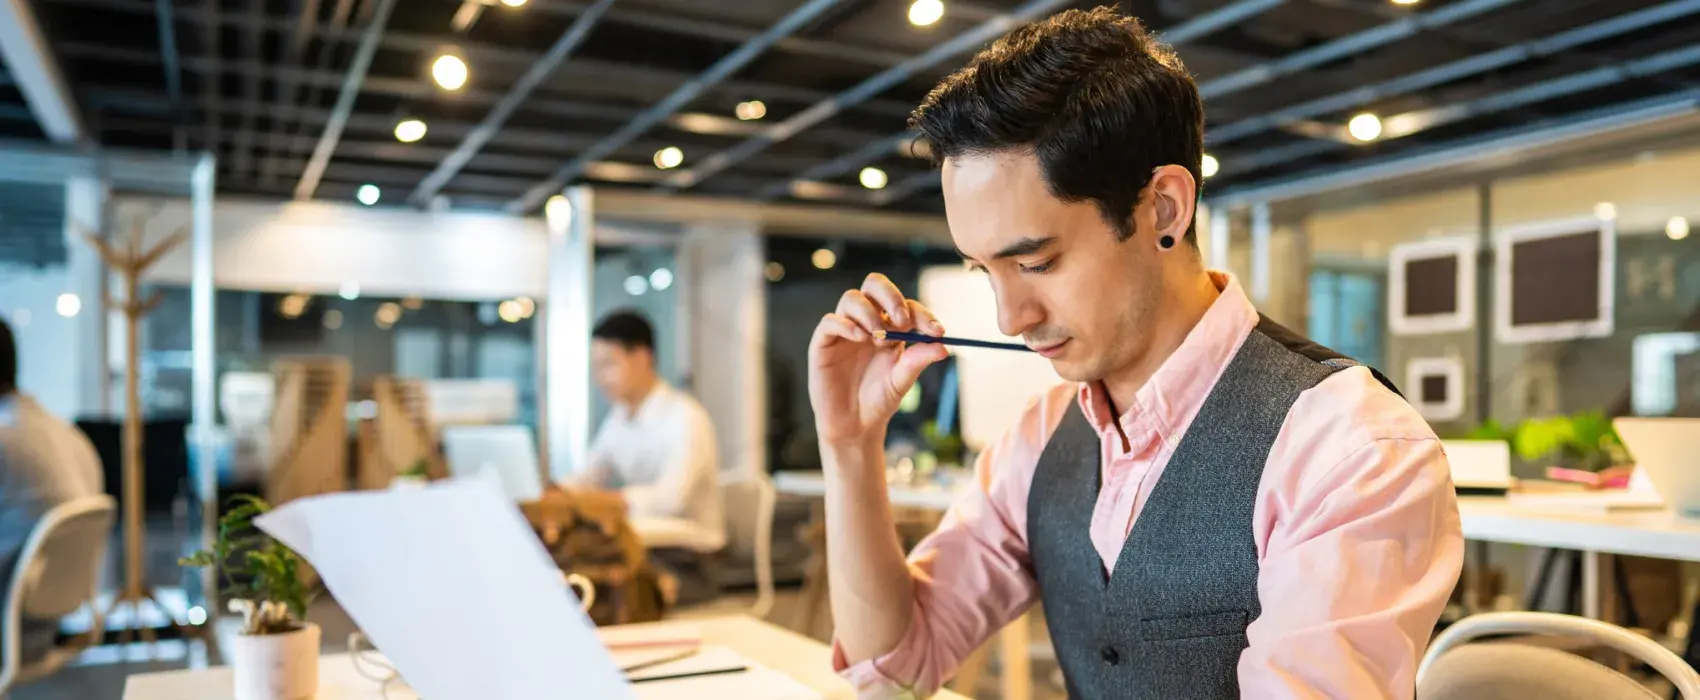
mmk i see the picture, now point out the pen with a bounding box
[619,647,700,674]
[628,665,749,684]
[873,329,1033,352]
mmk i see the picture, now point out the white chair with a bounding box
[1419,611,1700,699]
[720,475,776,619]
[0,495,117,695]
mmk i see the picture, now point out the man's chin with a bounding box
[1046,357,1099,384]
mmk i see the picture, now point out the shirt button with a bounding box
[1100,645,1120,666]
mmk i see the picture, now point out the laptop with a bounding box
[1613,417,1700,515]
[440,424,545,502]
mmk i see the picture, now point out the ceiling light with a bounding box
[1667,216,1690,241]
[1391,0,1419,4]
[1594,202,1618,221]
[624,275,649,296]
[375,302,402,329]
[339,282,360,301]
[55,293,81,318]
[545,194,574,230]
[765,262,785,282]
[500,0,526,6]
[356,184,380,206]
[1201,154,1219,178]
[431,53,469,91]
[1347,112,1383,142]
[908,0,944,26]
[812,248,837,270]
[394,119,427,143]
[653,146,684,170]
[322,309,344,330]
[513,297,536,318]
[497,300,524,323]
[649,268,674,291]
[859,167,888,190]
[278,294,309,319]
[735,100,767,121]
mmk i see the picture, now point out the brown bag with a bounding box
[521,491,667,626]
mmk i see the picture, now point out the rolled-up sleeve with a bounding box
[830,383,1075,698]
[1242,371,1464,699]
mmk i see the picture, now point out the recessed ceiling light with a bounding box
[356,184,380,206]
[500,0,526,6]
[1347,112,1383,142]
[624,275,649,296]
[908,0,944,26]
[431,53,469,91]
[1666,216,1688,240]
[735,100,767,120]
[1201,154,1219,178]
[1391,0,1419,5]
[653,146,684,170]
[55,293,81,318]
[339,281,360,301]
[394,118,427,143]
[765,262,785,282]
[859,166,888,190]
[1594,202,1617,221]
[812,248,837,270]
[545,194,573,230]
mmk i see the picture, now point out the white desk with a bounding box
[773,471,963,511]
[1458,496,1700,562]
[122,615,964,700]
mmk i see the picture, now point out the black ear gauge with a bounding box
[1158,235,1176,249]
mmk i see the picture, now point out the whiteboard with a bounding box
[918,267,1063,451]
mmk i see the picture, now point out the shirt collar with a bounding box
[1078,271,1259,446]
[621,380,671,423]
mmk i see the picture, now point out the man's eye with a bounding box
[1019,259,1055,274]
[965,260,987,273]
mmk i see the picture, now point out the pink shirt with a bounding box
[833,273,1464,699]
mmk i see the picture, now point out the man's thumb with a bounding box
[889,342,948,396]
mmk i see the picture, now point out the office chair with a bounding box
[0,495,117,696]
[721,475,777,619]
[1419,611,1700,700]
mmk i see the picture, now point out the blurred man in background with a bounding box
[0,317,104,664]
[573,310,722,603]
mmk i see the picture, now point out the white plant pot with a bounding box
[231,622,321,700]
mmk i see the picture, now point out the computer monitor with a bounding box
[440,425,544,502]
[1495,215,1616,344]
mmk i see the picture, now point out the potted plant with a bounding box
[391,457,431,488]
[181,495,319,700]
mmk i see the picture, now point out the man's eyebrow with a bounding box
[990,236,1056,260]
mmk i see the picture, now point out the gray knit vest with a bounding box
[1026,317,1398,700]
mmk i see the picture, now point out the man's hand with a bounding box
[807,273,948,449]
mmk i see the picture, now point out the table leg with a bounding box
[1583,550,1602,620]
[1000,611,1032,700]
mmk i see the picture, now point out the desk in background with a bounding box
[122,615,967,700]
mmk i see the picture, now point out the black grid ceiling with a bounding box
[2,0,1698,215]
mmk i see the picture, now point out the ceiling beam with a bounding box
[663,0,1077,193]
[1196,0,1529,101]
[1206,0,1700,147]
[1221,41,1700,176]
[765,0,1290,206]
[0,0,87,143]
[408,0,617,206]
[508,0,855,214]
[294,0,399,200]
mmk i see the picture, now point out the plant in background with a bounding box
[180,495,314,635]
[399,457,430,480]
[920,420,965,467]
[1462,411,1629,472]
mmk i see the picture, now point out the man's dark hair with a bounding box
[0,316,15,395]
[592,310,656,354]
[910,6,1204,244]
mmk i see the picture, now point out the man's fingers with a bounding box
[890,341,949,394]
[835,289,888,336]
[904,299,945,336]
[860,273,912,329]
[811,312,869,350]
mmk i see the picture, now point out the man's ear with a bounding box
[1147,164,1197,246]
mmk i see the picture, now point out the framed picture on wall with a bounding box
[1388,235,1476,336]
[1406,356,1465,422]
[1495,215,1616,344]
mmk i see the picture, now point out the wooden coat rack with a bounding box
[84,218,184,644]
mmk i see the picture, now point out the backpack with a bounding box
[521,490,667,626]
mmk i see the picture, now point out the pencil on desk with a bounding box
[628,665,749,684]
[873,329,1032,352]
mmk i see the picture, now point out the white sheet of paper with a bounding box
[255,478,635,700]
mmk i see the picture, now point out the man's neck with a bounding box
[1099,271,1221,413]
[619,375,660,416]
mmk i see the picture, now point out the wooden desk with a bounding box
[122,615,963,700]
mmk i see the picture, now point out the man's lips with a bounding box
[1028,339,1069,358]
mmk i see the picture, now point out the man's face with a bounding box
[944,152,1163,383]
[590,339,650,404]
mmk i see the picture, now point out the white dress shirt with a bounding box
[584,382,724,552]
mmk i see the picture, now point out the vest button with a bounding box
[1100,645,1120,666]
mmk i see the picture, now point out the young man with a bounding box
[577,311,723,599]
[808,8,1462,699]
[0,318,105,664]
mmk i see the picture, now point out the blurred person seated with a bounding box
[560,310,723,604]
[0,318,104,664]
